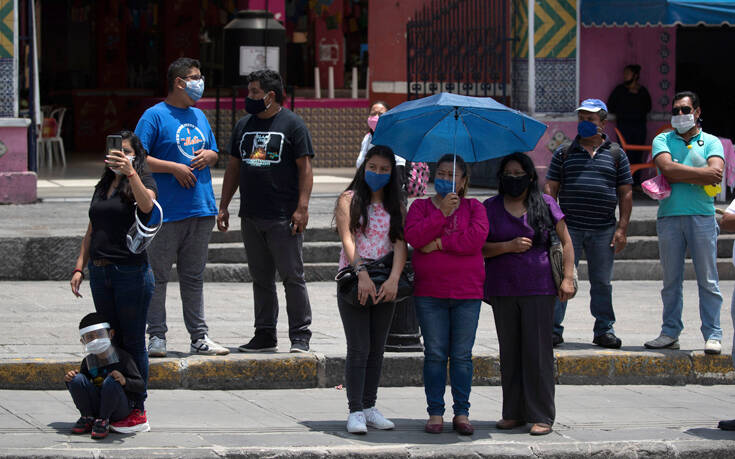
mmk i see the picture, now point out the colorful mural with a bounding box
[512,0,576,59]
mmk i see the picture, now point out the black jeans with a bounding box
[489,295,556,425]
[66,373,130,422]
[242,217,312,343]
[337,293,396,412]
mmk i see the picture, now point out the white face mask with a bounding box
[671,114,696,134]
[85,337,112,355]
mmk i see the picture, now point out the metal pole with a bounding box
[527,0,535,115]
[26,0,37,173]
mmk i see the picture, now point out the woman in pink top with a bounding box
[334,145,408,434]
[404,154,489,435]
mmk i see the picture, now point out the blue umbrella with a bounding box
[371,92,547,164]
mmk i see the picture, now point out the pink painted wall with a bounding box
[0,124,37,204]
[245,0,285,22]
[580,25,675,144]
[0,127,31,173]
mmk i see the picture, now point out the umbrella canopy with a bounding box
[370,92,547,164]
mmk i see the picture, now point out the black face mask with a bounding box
[501,174,531,198]
[245,96,268,114]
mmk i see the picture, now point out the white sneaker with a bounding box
[148,336,166,357]
[364,407,394,430]
[190,335,230,355]
[346,411,367,434]
[705,339,722,355]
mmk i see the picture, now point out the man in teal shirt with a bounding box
[644,91,724,354]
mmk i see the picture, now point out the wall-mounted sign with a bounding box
[0,140,7,159]
[239,46,280,76]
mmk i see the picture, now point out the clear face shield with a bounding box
[79,323,119,370]
[126,200,163,254]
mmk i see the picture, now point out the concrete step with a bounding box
[2,350,733,390]
[208,242,342,264]
[209,227,339,244]
[169,258,735,282]
[617,235,735,260]
[579,258,735,281]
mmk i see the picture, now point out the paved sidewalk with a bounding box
[1,280,733,389]
[0,385,733,457]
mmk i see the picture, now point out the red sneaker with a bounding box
[110,409,150,433]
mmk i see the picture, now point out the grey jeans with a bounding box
[241,217,312,343]
[146,216,215,341]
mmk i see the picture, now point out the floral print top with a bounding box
[338,191,393,269]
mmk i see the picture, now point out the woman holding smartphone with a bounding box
[69,131,158,433]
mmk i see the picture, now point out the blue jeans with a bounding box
[553,224,617,338]
[66,373,130,421]
[657,216,722,340]
[88,262,154,409]
[414,297,481,417]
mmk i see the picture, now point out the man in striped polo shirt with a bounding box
[545,99,634,349]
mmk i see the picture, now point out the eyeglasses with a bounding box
[671,106,693,115]
[181,74,204,81]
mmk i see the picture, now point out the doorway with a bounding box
[676,26,735,140]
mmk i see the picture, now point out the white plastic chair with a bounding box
[38,107,67,168]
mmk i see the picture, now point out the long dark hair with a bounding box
[436,154,470,198]
[497,152,552,243]
[344,145,405,242]
[93,131,149,204]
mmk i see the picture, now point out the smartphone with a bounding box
[106,135,122,156]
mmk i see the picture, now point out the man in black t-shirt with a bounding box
[607,64,652,154]
[218,70,314,353]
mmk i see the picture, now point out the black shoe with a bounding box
[91,418,109,439]
[71,416,94,434]
[552,333,564,347]
[290,341,310,353]
[718,419,735,431]
[593,332,622,349]
[238,333,277,353]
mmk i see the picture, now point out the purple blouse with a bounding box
[483,194,565,299]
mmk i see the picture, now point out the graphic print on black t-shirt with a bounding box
[239,131,285,167]
[175,123,206,159]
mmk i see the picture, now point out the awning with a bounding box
[581,0,735,27]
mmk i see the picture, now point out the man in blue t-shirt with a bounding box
[545,99,633,350]
[644,91,725,354]
[134,57,228,358]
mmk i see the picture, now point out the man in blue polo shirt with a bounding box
[644,91,724,354]
[135,57,228,358]
[545,99,633,349]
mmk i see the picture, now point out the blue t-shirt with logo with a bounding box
[135,102,218,222]
[652,130,724,217]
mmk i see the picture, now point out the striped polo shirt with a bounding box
[546,136,633,231]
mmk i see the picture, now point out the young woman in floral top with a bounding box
[334,145,408,434]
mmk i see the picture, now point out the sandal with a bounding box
[529,423,552,436]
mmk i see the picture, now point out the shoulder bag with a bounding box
[335,251,414,307]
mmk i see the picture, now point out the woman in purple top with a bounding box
[482,153,575,436]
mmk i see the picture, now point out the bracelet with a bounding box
[126,171,136,178]
[73,269,84,279]
[355,264,367,273]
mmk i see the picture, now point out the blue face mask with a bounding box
[365,170,391,192]
[577,120,599,138]
[185,79,205,102]
[434,178,455,197]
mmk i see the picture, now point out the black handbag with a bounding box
[335,251,414,307]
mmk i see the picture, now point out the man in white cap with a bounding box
[545,99,634,349]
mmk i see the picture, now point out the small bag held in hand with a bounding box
[641,174,671,200]
[335,251,414,307]
[549,230,578,299]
